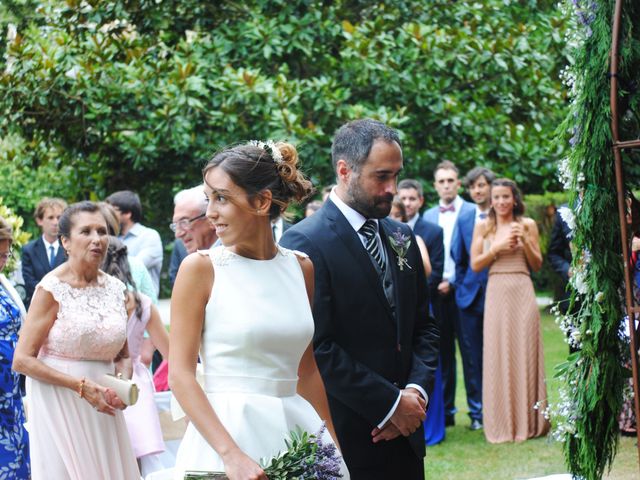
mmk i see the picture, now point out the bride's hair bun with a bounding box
[203,140,314,219]
[273,142,313,204]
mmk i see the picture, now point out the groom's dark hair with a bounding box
[331,119,401,173]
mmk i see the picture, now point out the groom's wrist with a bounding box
[405,383,428,404]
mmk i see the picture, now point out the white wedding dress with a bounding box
[173,246,348,479]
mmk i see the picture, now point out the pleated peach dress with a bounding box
[482,245,550,443]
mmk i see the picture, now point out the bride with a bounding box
[170,141,348,479]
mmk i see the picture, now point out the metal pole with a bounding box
[609,0,640,470]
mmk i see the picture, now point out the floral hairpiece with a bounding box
[249,139,283,164]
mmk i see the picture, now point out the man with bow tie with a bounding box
[450,166,496,431]
[282,119,439,479]
[423,161,475,428]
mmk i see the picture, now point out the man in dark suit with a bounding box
[422,161,475,427]
[397,179,444,308]
[281,119,439,479]
[548,206,573,315]
[450,166,495,430]
[21,197,67,306]
[271,215,291,242]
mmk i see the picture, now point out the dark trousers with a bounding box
[457,300,484,421]
[437,289,460,419]
[347,441,424,480]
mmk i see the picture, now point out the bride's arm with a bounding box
[295,255,341,450]
[169,253,266,480]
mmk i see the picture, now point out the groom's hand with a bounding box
[371,423,401,443]
[389,388,427,436]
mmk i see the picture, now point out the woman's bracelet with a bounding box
[77,377,86,398]
[489,247,497,260]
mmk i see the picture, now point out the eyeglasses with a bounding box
[0,249,13,261]
[169,213,206,233]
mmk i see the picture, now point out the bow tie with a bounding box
[479,212,488,220]
[439,204,455,213]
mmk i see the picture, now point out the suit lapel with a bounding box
[54,246,66,267]
[34,238,50,272]
[380,220,407,327]
[324,201,395,320]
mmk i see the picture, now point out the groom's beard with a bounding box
[346,176,394,219]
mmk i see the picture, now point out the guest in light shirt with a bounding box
[422,161,475,427]
[105,190,163,296]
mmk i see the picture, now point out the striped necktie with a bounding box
[360,220,385,273]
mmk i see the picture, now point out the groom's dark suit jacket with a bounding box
[21,237,66,306]
[281,199,440,473]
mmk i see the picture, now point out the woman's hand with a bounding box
[223,448,268,480]
[490,234,515,256]
[510,222,526,245]
[82,378,117,416]
[104,388,127,410]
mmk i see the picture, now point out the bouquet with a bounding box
[184,424,343,480]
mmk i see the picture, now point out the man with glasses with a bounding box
[168,186,217,287]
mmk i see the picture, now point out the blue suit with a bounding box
[412,217,445,445]
[423,199,476,421]
[450,207,486,421]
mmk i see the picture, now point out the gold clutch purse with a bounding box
[101,374,139,406]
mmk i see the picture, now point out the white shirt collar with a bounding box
[476,205,489,218]
[42,236,59,251]
[407,213,419,230]
[329,188,374,234]
[439,195,463,212]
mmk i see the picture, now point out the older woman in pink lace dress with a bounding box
[13,201,140,479]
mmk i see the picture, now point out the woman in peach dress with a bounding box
[471,179,549,443]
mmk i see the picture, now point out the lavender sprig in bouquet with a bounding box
[184,424,343,480]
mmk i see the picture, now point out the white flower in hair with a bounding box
[249,139,283,164]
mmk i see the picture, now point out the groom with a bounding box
[281,119,439,479]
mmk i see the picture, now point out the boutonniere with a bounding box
[388,229,412,271]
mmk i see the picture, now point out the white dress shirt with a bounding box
[476,205,489,221]
[122,223,163,295]
[407,213,419,231]
[437,195,464,283]
[330,190,428,427]
[42,236,60,264]
[271,217,285,243]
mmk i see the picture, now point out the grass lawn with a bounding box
[423,308,639,479]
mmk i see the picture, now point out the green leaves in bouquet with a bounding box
[262,424,342,479]
[262,426,314,479]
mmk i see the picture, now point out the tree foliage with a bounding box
[1,0,570,233]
